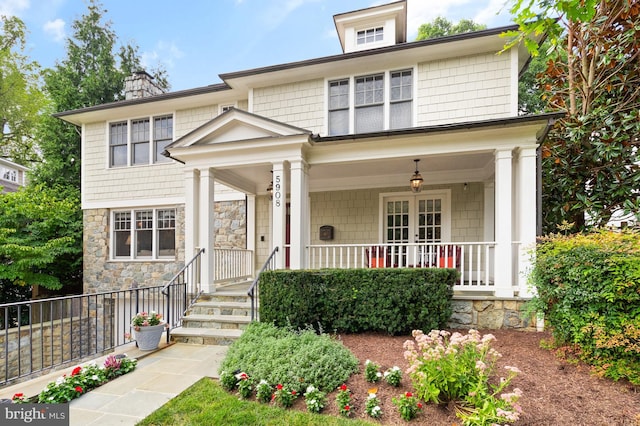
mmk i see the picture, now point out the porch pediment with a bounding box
[167,108,311,149]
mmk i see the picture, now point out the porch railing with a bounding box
[306,242,495,291]
[0,286,165,387]
[247,247,279,322]
[214,248,253,283]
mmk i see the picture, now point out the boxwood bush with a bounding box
[530,230,640,385]
[259,268,456,335]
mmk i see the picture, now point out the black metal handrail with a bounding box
[247,247,279,322]
[161,248,205,341]
[0,285,165,386]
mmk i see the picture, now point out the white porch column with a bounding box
[516,146,538,297]
[271,162,287,269]
[494,149,514,297]
[184,169,200,260]
[246,194,256,273]
[289,159,309,269]
[200,168,215,292]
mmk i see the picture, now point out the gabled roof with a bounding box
[165,108,311,153]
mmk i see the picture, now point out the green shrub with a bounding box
[530,230,640,384]
[218,322,358,393]
[259,268,455,335]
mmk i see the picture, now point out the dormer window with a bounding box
[357,27,384,45]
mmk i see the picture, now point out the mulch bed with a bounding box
[310,330,640,425]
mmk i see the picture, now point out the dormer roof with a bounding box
[333,0,407,53]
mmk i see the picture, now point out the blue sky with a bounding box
[2,0,514,92]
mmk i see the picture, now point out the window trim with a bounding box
[110,207,177,261]
[108,114,174,168]
[326,66,416,135]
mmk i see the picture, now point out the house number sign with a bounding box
[274,174,282,207]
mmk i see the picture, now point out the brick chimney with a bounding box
[124,70,164,100]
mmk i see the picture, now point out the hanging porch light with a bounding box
[409,159,423,193]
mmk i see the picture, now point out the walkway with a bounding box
[0,341,228,425]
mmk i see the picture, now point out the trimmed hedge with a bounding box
[259,268,456,335]
[530,230,640,385]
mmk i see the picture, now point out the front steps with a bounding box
[170,281,254,346]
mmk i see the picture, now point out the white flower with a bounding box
[376,372,382,378]
[259,379,269,385]
[92,375,100,381]
[383,371,389,377]
[365,359,371,365]
[55,377,65,385]
[305,385,316,394]
[368,393,377,399]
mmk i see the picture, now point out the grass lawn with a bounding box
[137,377,374,426]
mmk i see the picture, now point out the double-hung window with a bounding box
[355,74,384,133]
[112,208,176,260]
[390,70,413,129]
[328,68,413,135]
[328,79,349,136]
[109,115,173,167]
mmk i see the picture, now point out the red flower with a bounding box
[339,384,347,391]
[12,393,24,400]
[240,373,248,380]
[405,392,413,397]
[291,390,296,395]
[75,386,83,393]
[344,405,351,411]
[417,402,423,409]
[276,383,283,390]
[71,366,82,376]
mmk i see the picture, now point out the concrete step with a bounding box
[169,327,243,346]
[199,291,252,304]
[182,314,250,330]
[189,301,255,317]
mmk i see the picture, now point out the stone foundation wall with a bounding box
[448,298,537,330]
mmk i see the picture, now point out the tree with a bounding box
[507,0,640,232]
[0,185,81,292]
[0,16,47,164]
[416,17,486,41]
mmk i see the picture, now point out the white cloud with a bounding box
[0,0,29,16]
[473,0,512,26]
[43,18,65,42]
[142,40,184,70]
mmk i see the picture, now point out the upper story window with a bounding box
[357,27,384,45]
[112,208,176,260]
[109,115,173,167]
[1,168,18,183]
[328,69,413,136]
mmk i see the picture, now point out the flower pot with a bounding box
[132,322,166,350]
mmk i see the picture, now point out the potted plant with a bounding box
[131,311,167,350]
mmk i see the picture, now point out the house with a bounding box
[56,1,560,329]
[0,158,28,193]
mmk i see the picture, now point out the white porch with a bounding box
[166,110,554,299]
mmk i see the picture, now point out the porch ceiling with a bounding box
[214,151,494,195]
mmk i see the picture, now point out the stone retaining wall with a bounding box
[448,298,538,330]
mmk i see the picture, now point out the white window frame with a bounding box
[326,67,416,136]
[1,168,18,183]
[110,207,176,261]
[108,114,174,168]
[356,26,384,46]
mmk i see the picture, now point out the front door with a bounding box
[382,191,450,266]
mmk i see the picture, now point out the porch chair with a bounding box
[437,244,462,268]
[366,246,393,268]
